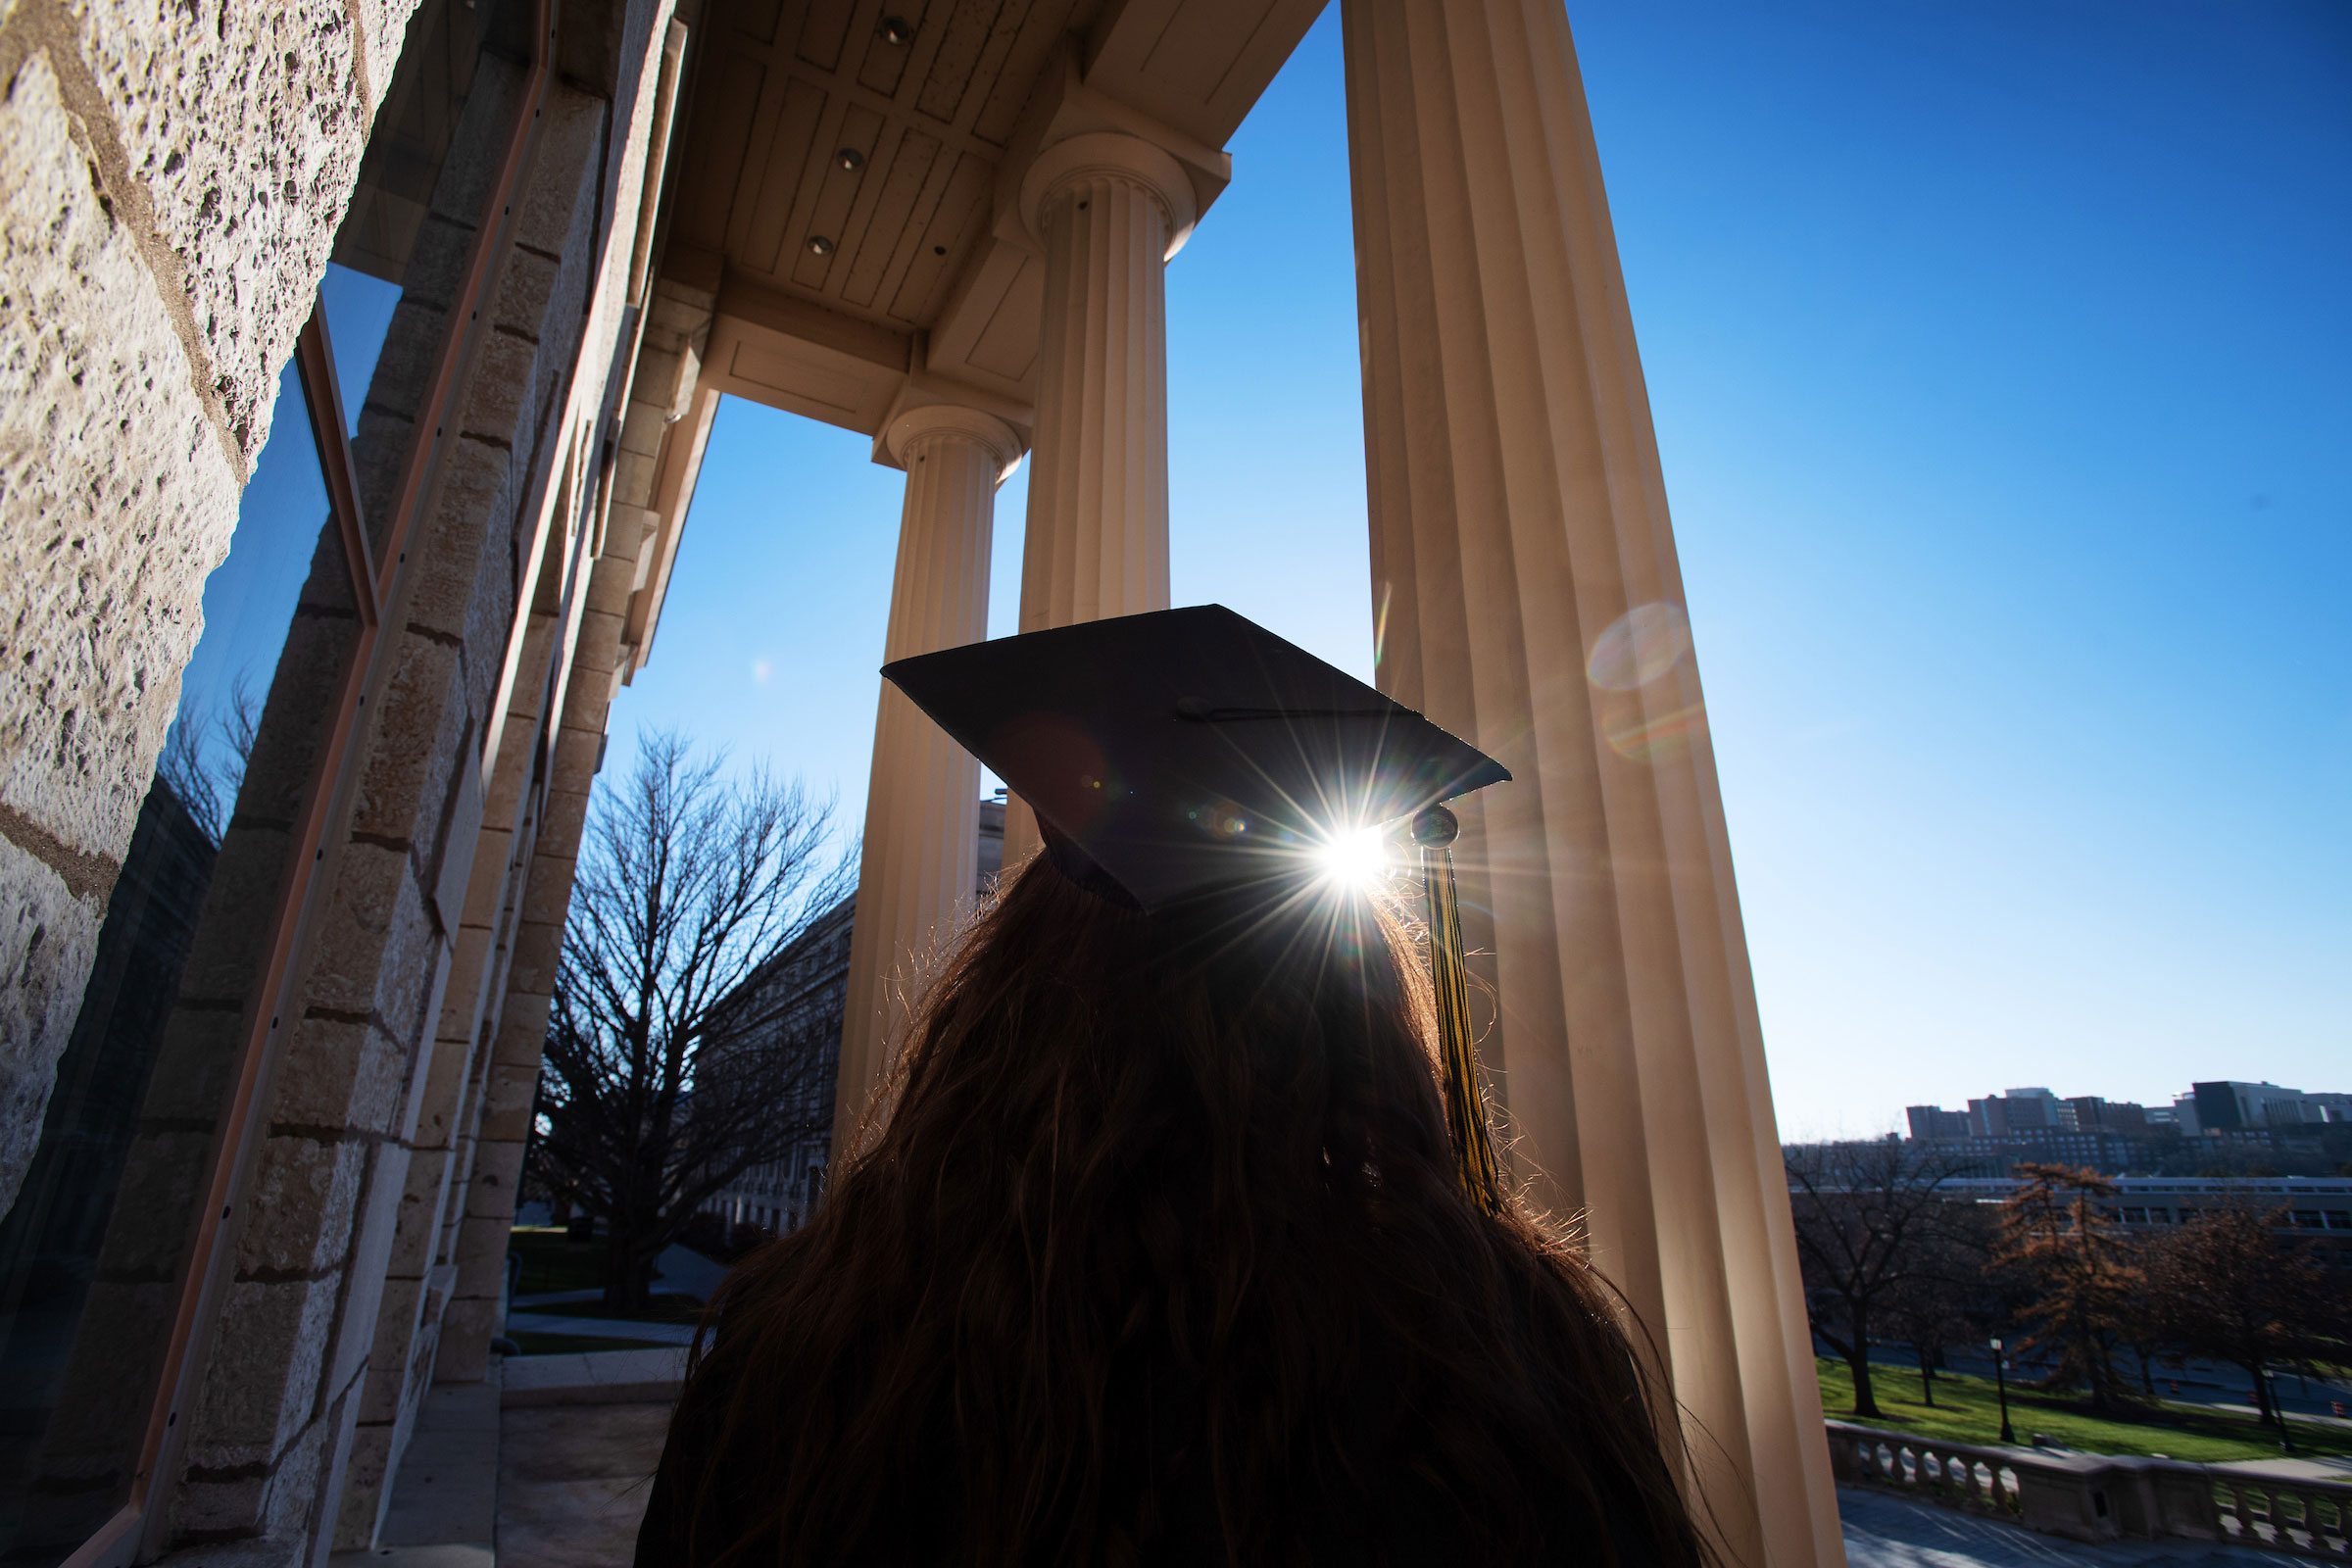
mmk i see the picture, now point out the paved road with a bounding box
[1838,1487,2311,1567]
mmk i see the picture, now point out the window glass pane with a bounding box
[163,359,335,818]
[329,0,535,560]
[0,356,365,1567]
[319,264,402,438]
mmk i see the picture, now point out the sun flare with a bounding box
[1314,824,1391,889]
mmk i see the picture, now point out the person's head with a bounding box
[685,855,1708,1567]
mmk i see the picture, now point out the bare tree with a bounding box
[153,675,261,843]
[1879,1227,1990,1410]
[531,732,853,1311]
[2141,1199,2345,1430]
[1787,1140,1980,1419]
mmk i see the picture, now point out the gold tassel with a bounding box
[1413,806,1500,1214]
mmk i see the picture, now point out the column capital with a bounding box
[1018,131,1199,260]
[884,403,1024,478]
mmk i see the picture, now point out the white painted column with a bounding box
[1341,4,1842,1566]
[834,405,1021,1149]
[999,133,1197,865]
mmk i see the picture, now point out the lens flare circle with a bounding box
[1586,601,1692,692]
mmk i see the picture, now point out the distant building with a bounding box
[1966,1087,2062,1136]
[2063,1096,2148,1132]
[1908,1175,2352,1260]
[1895,1078,2350,1177]
[2195,1080,2333,1130]
[702,800,1004,1236]
[703,895,855,1237]
[1952,1129,2177,1176]
[1906,1105,1971,1141]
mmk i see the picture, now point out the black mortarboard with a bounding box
[885,604,1510,1210]
[879,606,1509,914]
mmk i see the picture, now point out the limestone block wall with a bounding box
[326,485,571,1552]
[0,0,696,1541]
[442,494,650,1364]
[617,270,718,674]
[333,1,689,1538]
[443,252,716,1368]
[0,0,422,1215]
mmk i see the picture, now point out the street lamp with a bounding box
[2265,1368,2294,1455]
[1990,1337,2015,1445]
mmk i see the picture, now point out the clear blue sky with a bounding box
[611,0,2350,1137]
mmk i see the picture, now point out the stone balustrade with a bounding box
[1828,1418,2352,1557]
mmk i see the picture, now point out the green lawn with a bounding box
[509,1329,675,1355]
[509,1226,610,1295]
[1815,1358,2352,1464]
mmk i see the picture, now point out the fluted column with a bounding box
[834,405,1021,1148]
[1342,4,1841,1565]
[998,133,1195,865]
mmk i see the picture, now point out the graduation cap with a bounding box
[881,604,1508,1211]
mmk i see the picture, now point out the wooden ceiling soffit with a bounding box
[662,0,1323,417]
[922,41,1244,399]
[666,0,1091,339]
[704,270,915,434]
[924,241,1043,396]
[1080,0,1327,152]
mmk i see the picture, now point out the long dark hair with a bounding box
[665,855,1708,1567]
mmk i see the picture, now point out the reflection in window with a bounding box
[0,357,359,1566]
[320,264,402,438]
[156,359,333,836]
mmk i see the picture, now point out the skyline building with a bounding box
[1896,1077,2351,1179]
[701,799,1004,1238]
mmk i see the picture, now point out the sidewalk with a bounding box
[504,1347,688,1406]
[2219,1454,2352,1482]
[499,1400,669,1568]
[337,1349,681,1568]
[508,1311,698,1347]
[499,1350,681,1568]
[1838,1486,2307,1567]
[347,1370,502,1568]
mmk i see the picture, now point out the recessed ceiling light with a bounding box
[878,16,912,45]
[837,147,864,172]
[808,235,835,258]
